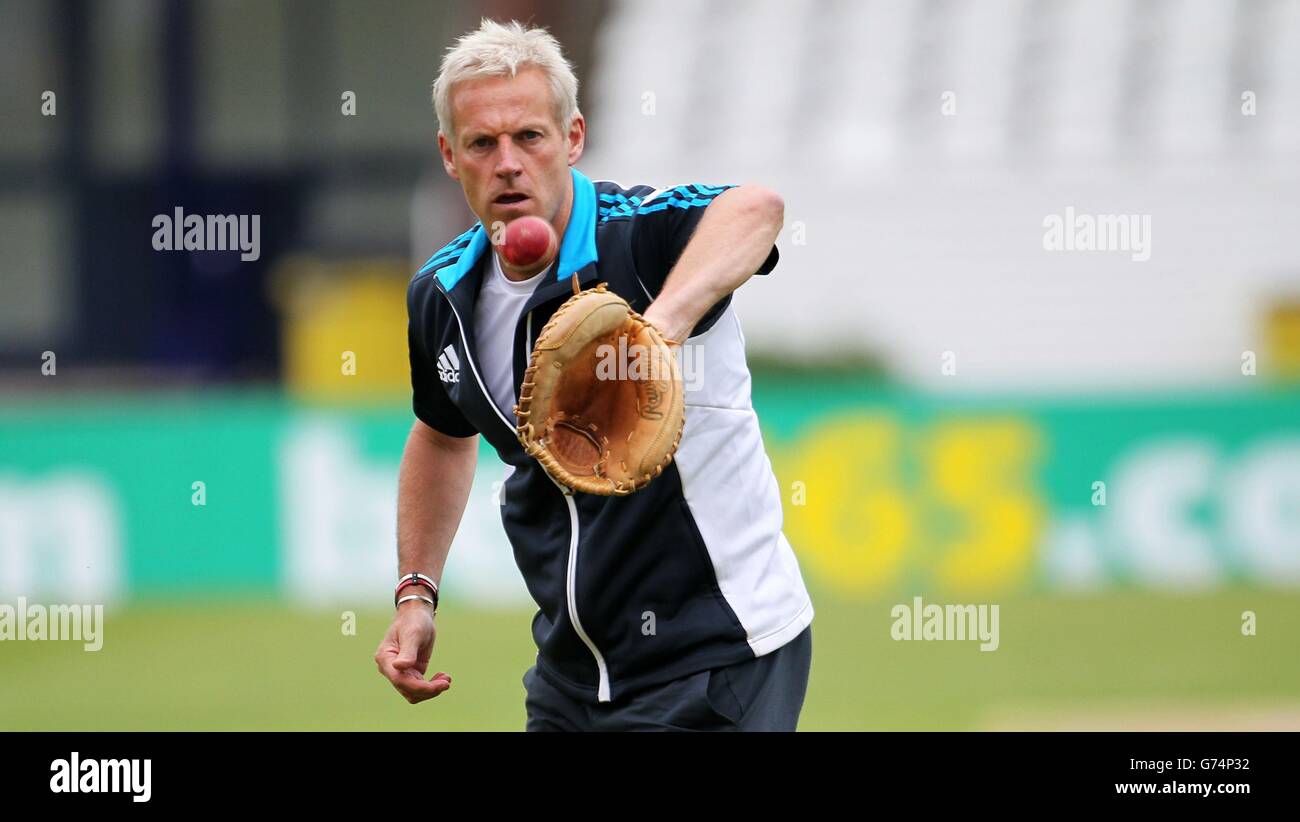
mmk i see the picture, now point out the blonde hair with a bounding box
[432,19,579,138]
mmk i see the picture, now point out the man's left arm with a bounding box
[640,185,784,343]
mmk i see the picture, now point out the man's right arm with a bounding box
[397,418,478,583]
[375,418,478,703]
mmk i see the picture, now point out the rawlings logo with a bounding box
[640,379,668,420]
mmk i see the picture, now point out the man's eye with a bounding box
[471,137,492,149]
[521,131,541,141]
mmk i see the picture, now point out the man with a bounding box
[375,18,813,731]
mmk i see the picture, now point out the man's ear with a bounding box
[437,132,459,180]
[566,114,586,166]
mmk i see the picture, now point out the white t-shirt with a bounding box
[474,252,551,417]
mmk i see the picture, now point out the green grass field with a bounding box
[2,588,1296,731]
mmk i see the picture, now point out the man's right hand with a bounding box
[375,601,451,703]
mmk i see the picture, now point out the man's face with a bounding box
[439,66,585,236]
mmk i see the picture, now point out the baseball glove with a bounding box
[514,278,685,495]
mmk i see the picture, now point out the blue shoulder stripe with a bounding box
[416,226,478,276]
[435,224,489,291]
[625,184,735,217]
[598,191,647,223]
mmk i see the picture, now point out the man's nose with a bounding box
[494,137,523,178]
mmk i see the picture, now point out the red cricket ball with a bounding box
[500,216,558,268]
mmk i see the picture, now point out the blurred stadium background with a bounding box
[1,0,1298,730]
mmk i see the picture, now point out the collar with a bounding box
[437,167,598,292]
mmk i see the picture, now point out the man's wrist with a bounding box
[395,572,439,610]
[642,302,693,345]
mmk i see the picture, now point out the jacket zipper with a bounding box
[438,289,611,702]
[527,307,611,702]
[560,488,611,701]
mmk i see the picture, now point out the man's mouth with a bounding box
[494,192,529,205]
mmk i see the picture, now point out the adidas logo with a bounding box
[437,344,460,384]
